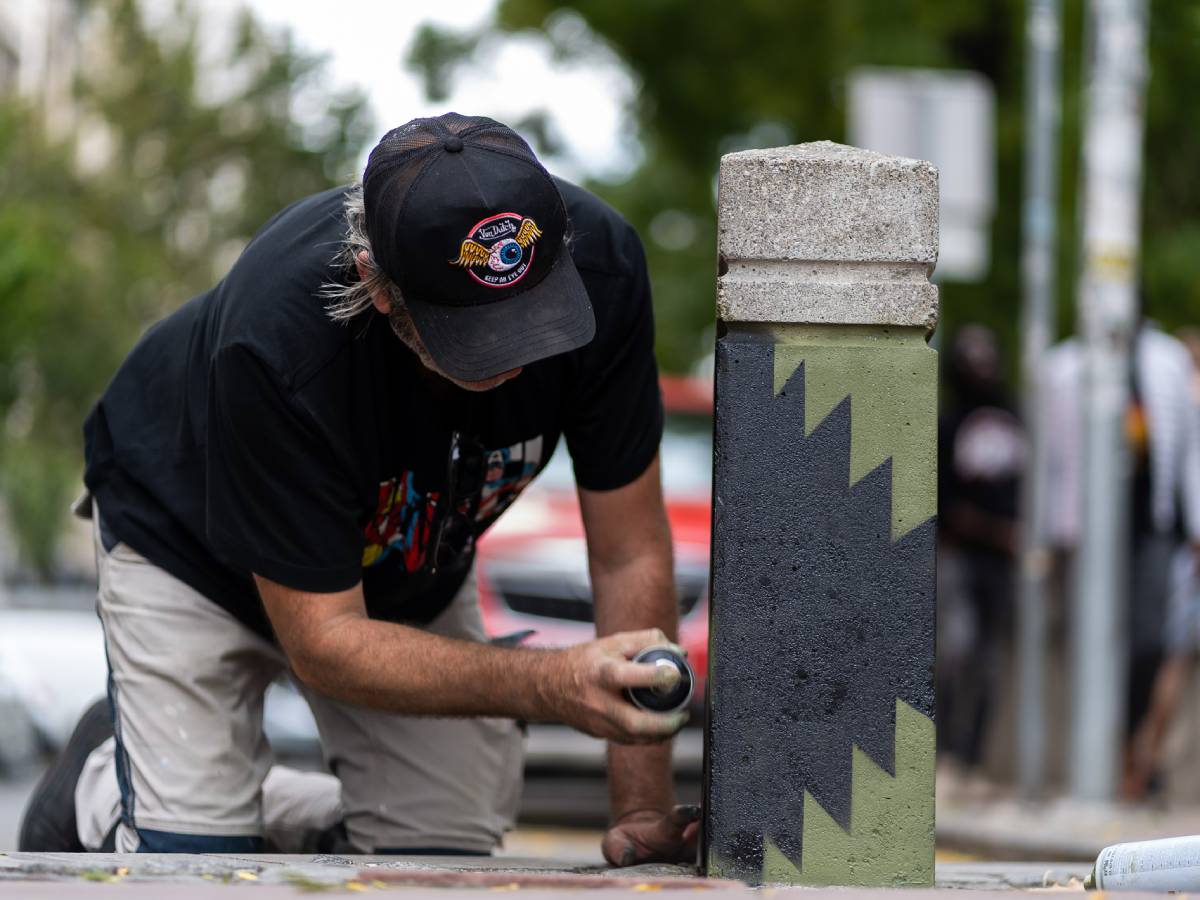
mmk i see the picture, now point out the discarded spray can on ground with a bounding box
[625,647,694,713]
[1086,836,1200,891]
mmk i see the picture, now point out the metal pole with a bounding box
[1016,0,1062,802]
[1069,0,1148,802]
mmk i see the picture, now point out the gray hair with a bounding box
[319,183,403,322]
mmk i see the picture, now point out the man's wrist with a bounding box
[611,796,676,821]
[511,645,566,723]
[608,740,675,821]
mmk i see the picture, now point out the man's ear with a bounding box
[355,250,392,315]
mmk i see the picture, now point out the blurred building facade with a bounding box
[0,4,18,94]
[0,0,81,133]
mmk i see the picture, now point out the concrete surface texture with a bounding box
[938,794,1200,861]
[706,141,939,886]
[0,853,1095,897]
[715,141,939,329]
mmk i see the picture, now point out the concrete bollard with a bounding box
[703,142,938,887]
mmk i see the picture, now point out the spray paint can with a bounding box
[1086,836,1200,891]
[625,646,695,714]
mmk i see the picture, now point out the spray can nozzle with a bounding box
[625,646,695,714]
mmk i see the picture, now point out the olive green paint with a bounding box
[762,700,936,887]
[706,327,936,885]
[772,325,937,540]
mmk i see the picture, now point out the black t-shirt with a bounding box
[83,181,663,640]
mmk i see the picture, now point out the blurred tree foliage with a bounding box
[0,0,371,577]
[409,0,1200,375]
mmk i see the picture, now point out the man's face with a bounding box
[355,250,522,392]
[386,302,522,392]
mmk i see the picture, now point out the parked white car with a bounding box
[0,609,107,769]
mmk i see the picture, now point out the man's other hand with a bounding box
[602,805,700,867]
[545,628,688,744]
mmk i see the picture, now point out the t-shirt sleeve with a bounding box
[206,344,363,592]
[563,228,664,491]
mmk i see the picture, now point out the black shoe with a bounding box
[18,697,114,851]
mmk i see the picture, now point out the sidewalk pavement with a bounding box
[938,792,1200,861]
[0,851,1096,897]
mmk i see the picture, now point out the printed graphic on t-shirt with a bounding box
[362,436,544,570]
[478,435,543,522]
[361,472,438,570]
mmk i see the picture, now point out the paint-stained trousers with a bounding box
[74,504,524,854]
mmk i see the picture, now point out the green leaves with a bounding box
[408,23,483,103]
[408,0,1200,391]
[402,0,1024,373]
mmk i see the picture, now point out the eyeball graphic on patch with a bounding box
[487,238,523,272]
[449,214,542,287]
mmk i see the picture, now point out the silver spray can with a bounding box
[625,646,695,714]
[1086,836,1200,891]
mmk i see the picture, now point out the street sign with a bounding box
[848,67,996,282]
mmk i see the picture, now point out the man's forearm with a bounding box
[592,545,679,817]
[288,609,556,720]
[257,575,684,744]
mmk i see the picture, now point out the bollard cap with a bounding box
[716,141,939,330]
[718,141,938,265]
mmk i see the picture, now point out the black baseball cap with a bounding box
[362,113,595,381]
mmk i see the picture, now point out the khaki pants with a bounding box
[75,508,524,853]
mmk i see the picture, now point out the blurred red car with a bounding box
[476,375,712,714]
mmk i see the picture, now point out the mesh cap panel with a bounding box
[363,116,545,235]
[464,124,541,163]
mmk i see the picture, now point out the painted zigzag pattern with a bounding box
[707,334,935,883]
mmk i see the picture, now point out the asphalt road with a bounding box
[0,772,34,850]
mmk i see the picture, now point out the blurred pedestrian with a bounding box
[1040,319,1200,798]
[1122,326,1200,800]
[937,325,1025,773]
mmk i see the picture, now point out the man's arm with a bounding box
[255,577,685,743]
[580,455,699,864]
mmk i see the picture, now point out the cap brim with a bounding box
[403,244,596,382]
